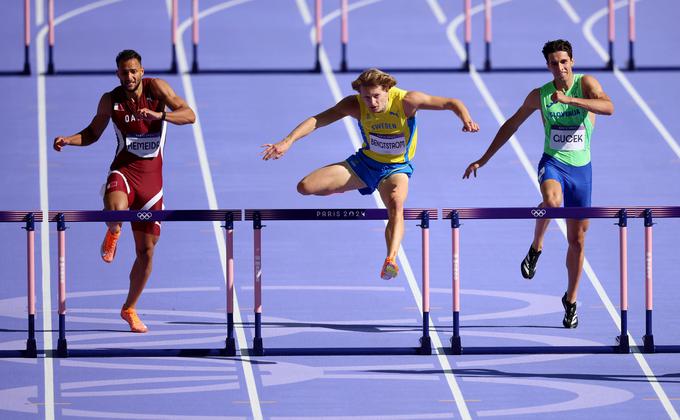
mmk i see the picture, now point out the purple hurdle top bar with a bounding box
[245,208,437,221]
[48,210,241,357]
[245,208,437,356]
[443,206,680,220]
[49,209,242,223]
[0,212,42,357]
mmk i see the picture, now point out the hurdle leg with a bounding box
[23,0,31,75]
[56,214,68,357]
[463,0,471,71]
[450,211,462,355]
[616,210,630,353]
[643,209,655,353]
[627,0,636,70]
[191,0,199,73]
[252,212,264,356]
[223,213,236,356]
[313,0,322,72]
[418,212,432,355]
[47,0,55,74]
[25,214,37,357]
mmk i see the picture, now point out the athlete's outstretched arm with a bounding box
[261,95,357,160]
[140,79,195,124]
[551,75,613,115]
[463,88,540,179]
[53,93,112,151]
[402,91,479,132]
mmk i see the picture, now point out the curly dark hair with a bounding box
[115,50,142,67]
[542,40,572,62]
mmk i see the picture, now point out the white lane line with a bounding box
[426,0,447,24]
[171,1,263,419]
[557,0,581,23]
[582,0,680,160]
[295,1,472,419]
[582,4,680,418]
[35,0,44,25]
[445,1,678,419]
[35,19,54,420]
[36,2,123,418]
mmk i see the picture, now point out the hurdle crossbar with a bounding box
[47,209,242,357]
[442,205,680,355]
[244,208,437,356]
[0,211,43,357]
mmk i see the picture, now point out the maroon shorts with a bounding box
[105,169,163,236]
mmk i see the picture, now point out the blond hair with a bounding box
[351,68,397,91]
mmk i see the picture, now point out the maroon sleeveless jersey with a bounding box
[109,78,167,173]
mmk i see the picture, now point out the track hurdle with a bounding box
[0,211,41,358]
[46,0,179,74]
[480,0,635,72]
[635,207,680,353]
[444,206,634,355]
[47,209,241,357]
[244,208,436,356]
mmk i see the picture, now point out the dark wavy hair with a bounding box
[115,49,142,67]
[542,40,572,62]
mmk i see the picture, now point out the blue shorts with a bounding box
[537,154,592,207]
[346,151,414,195]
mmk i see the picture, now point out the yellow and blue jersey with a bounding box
[356,87,418,164]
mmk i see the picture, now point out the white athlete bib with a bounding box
[550,125,586,151]
[368,133,406,156]
[126,133,162,158]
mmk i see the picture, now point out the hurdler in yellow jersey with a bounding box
[262,68,479,280]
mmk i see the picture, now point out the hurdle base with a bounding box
[57,339,68,358]
[450,336,462,355]
[418,336,432,355]
[25,339,37,358]
[252,338,264,356]
[643,334,655,353]
[615,335,630,353]
[224,337,236,356]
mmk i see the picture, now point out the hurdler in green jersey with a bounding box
[463,40,613,328]
[262,68,479,281]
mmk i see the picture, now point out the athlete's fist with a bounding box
[136,108,162,121]
[551,90,570,105]
[462,120,480,133]
[53,136,69,152]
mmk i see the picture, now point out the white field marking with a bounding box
[171,1,263,419]
[557,0,581,23]
[35,0,44,25]
[296,1,472,419]
[426,0,447,24]
[37,2,123,419]
[447,1,678,419]
[583,3,680,418]
[583,0,680,160]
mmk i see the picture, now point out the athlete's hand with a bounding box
[551,90,570,105]
[462,161,482,179]
[136,108,162,121]
[260,139,292,160]
[53,136,69,152]
[462,119,480,133]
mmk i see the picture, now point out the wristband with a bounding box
[161,111,166,121]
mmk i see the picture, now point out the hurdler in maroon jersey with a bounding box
[106,78,168,235]
[52,50,195,333]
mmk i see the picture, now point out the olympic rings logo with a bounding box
[531,209,546,218]
[136,211,153,221]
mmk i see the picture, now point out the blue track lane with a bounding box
[1,0,679,418]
